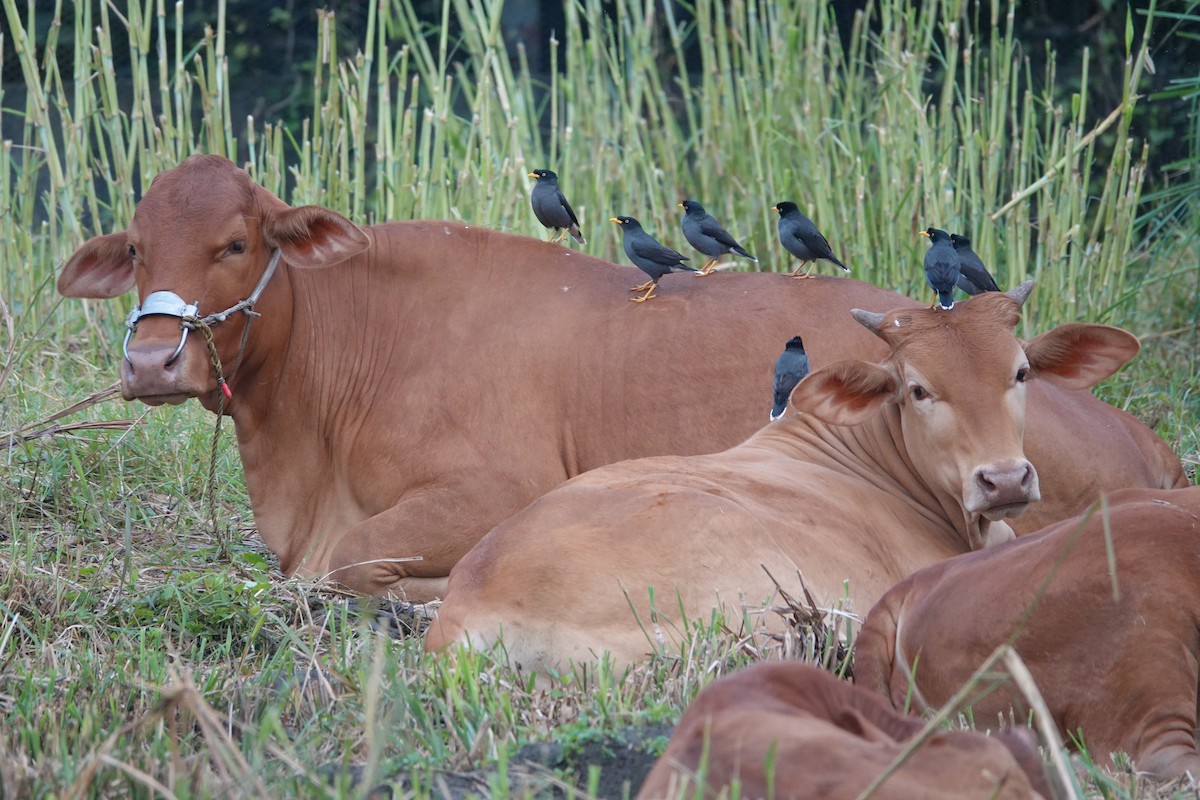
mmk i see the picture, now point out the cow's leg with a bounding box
[1135,743,1200,781]
[1119,642,1200,781]
[852,598,911,709]
[325,535,452,601]
[324,500,484,601]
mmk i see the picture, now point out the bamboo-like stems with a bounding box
[0,0,1166,332]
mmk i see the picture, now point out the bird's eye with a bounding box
[127,244,137,259]
[911,385,928,401]
[226,240,246,255]
[1015,367,1028,383]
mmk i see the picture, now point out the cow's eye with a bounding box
[1015,367,1028,383]
[910,385,928,401]
[226,240,246,255]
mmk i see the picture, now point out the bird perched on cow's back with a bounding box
[678,200,757,277]
[770,336,810,422]
[919,227,961,310]
[610,216,698,303]
[950,233,1000,295]
[528,169,585,244]
[772,201,849,278]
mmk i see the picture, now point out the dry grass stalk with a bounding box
[63,665,271,800]
[1,381,124,447]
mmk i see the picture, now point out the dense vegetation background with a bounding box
[4,1,1198,177]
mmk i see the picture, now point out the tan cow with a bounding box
[637,662,1052,800]
[424,288,1144,670]
[57,155,1183,601]
[854,486,1200,781]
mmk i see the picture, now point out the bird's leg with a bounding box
[790,261,814,278]
[629,280,655,292]
[550,229,568,243]
[629,283,658,303]
[694,258,720,277]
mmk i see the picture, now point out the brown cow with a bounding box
[854,486,1200,781]
[637,662,1052,800]
[424,289,1140,670]
[57,155,1184,601]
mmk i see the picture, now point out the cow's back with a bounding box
[637,663,1051,800]
[350,222,1183,523]
[854,486,1200,779]
[359,221,901,467]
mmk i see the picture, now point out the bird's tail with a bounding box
[569,225,586,244]
[831,255,850,271]
[733,245,757,262]
[770,404,786,421]
[676,262,701,273]
[937,291,955,310]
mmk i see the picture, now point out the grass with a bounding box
[0,0,1198,797]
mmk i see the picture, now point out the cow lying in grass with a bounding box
[425,287,1142,671]
[855,485,1200,781]
[57,154,1185,600]
[636,662,1052,800]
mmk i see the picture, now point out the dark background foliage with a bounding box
[2,0,1197,186]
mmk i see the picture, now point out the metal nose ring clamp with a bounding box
[123,292,200,367]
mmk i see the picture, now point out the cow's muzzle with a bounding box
[119,249,281,403]
[968,459,1040,520]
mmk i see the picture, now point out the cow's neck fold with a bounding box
[208,258,332,574]
[772,408,984,552]
[221,241,411,579]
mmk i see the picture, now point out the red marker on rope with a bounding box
[219,380,232,399]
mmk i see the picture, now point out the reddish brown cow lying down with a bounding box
[637,663,1052,800]
[855,486,1200,781]
[57,154,1183,600]
[425,288,1142,671]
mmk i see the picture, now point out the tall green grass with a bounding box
[0,0,1168,332]
[0,0,1196,797]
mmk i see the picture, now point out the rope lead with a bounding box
[183,315,231,561]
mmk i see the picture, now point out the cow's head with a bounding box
[790,284,1139,546]
[57,154,370,408]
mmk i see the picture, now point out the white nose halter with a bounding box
[122,249,281,367]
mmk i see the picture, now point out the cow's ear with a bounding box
[264,205,370,268]
[57,232,136,298]
[789,360,898,426]
[1024,323,1140,390]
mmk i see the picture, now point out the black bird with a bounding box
[919,227,961,310]
[950,234,1000,295]
[528,169,585,244]
[772,201,849,278]
[770,336,810,422]
[610,216,698,303]
[678,200,757,276]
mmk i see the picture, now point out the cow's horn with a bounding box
[1005,280,1034,307]
[851,309,888,336]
